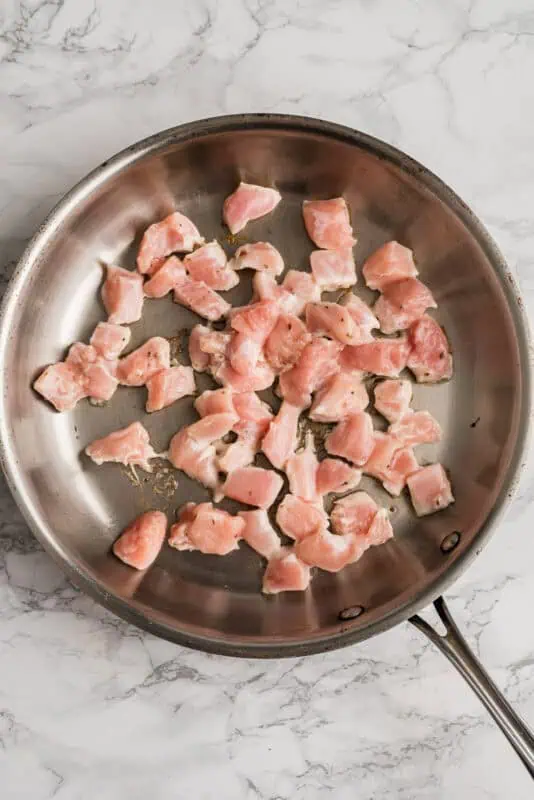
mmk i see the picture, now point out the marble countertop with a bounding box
[1,1,534,797]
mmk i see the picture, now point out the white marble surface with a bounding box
[1,1,534,797]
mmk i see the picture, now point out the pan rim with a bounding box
[0,113,531,658]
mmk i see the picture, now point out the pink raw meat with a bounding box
[389,410,442,447]
[101,265,144,325]
[325,412,375,466]
[364,432,419,496]
[278,337,342,408]
[276,495,328,541]
[374,379,413,423]
[341,338,410,377]
[302,198,355,250]
[33,361,86,412]
[330,491,379,537]
[305,302,358,345]
[316,458,362,495]
[230,242,284,276]
[296,529,361,573]
[310,248,356,291]
[90,322,131,360]
[117,337,170,387]
[238,509,281,559]
[113,510,167,570]
[168,412,237,489]
[184,241,239,291]
[261,400,301,469]
[222,466,283,509]
[262,548,311,594]
[145,366,195,412]
[285,432,319,502]
[223,182,281,234]
[66,343,118,403]
[309,372,368,423]
[174,276,230,321]
[264,314,311,373]
[340,294,379,343]
[407,315,453,383]
[169,503,245,555]
[143,256,186,299]
[137,211,204,274]
[374,278,436,334]
[85,422,158,471]
[362,241,418,291]
[407,464,454,516]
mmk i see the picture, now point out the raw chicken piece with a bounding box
[101,265,144,325]
[143,256,186,298]
[174,276,230,321]
[407,464,454,516]
[33,362,86,412]
[310,249,356,291]
[222,466,283,509]
[145,366,195,412]
[66,343,118,403]
[389,410,442,447]
[217,434,257,473]
[407,315,453,383]
[238,510,281,559]
[229,299,279,375]
[261,400,301,469]
[366,509,394,547]
[217,392,273,473]
[278,337,342,408]
[229,242,284,276]
[374,379,413,423]
[309,372,368,423]
[188,324,211,371]
[90,322,131,360]
[296,529,361,572]
[340,294,379,343]
[117,337,170,386]
[374,278,437,334]
[362,241,418,291]
[168,413,238,489]
[325,412,375,467]
[302,198,355,250]
[341,338,410,378]
[330,491,379,537]
[223,182,281,234]
[262,548,311,594]
[305,302,358,345]
[285,432,319,502]
[276,495,328,541]
[195,387,236,417]
[214,358,275,392]
[85,422,158,471]
[364,433,419,496]
[184,241,239,291]
[137,211,204,274]
[113,511,167,570]
[264,314,311,373]
[282,270,322,315]
[232,391,273,428]
[169,502,244,555]
[316,459,362,496]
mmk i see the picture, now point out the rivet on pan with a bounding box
[338,605,365,621]
[441,531,461,554]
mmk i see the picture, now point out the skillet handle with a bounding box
[410,596,534,777]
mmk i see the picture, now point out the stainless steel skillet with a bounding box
[0,114,532,772]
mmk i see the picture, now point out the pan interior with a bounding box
[0,118,528,655]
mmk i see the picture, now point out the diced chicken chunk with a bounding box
[316,458,362,496]
[145,366,195,413]
[195,387,236,417]
[188,324,211,371]
[262,548,311,594]
[230,242,284,276]
[389,410,442,447]
[222,466,283,509]
[309,372,368,423]
[143,256,186,299]
[303,198,355,250]
[407,464,454,516]
[296,528,361,572]
[276,495,328,541]
[305,302,358,345]
[90,322,131,360]
[325,412,375,467]
[279,337,342,408]
[33,362,86,412]
[264,314,311,373]
[330,491,379,538]
[407,315,453,383]
[340,293,379,344]
[137,211,204,274]
[174,276,230,321]
[117,337,170,386]
[168,413,237,489]
[238,510,281,559]
[113,511,167,570]
[214,358,275,392]
[374,278,437,334]
[169,503,244,555]
[223,182,281,234]
[374,379,413,423]
[228,299,279,375]
[281,270,322,315]
[66,343,118,403]
[310,249,356,291]
[285,432,319,502]
[341,338,410,378]
[184,241,239,291]
[364,433,419,496]
[261,401,301,469]
[101,265,144,325]
[85,422,158,472]
[362,241,418,291]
